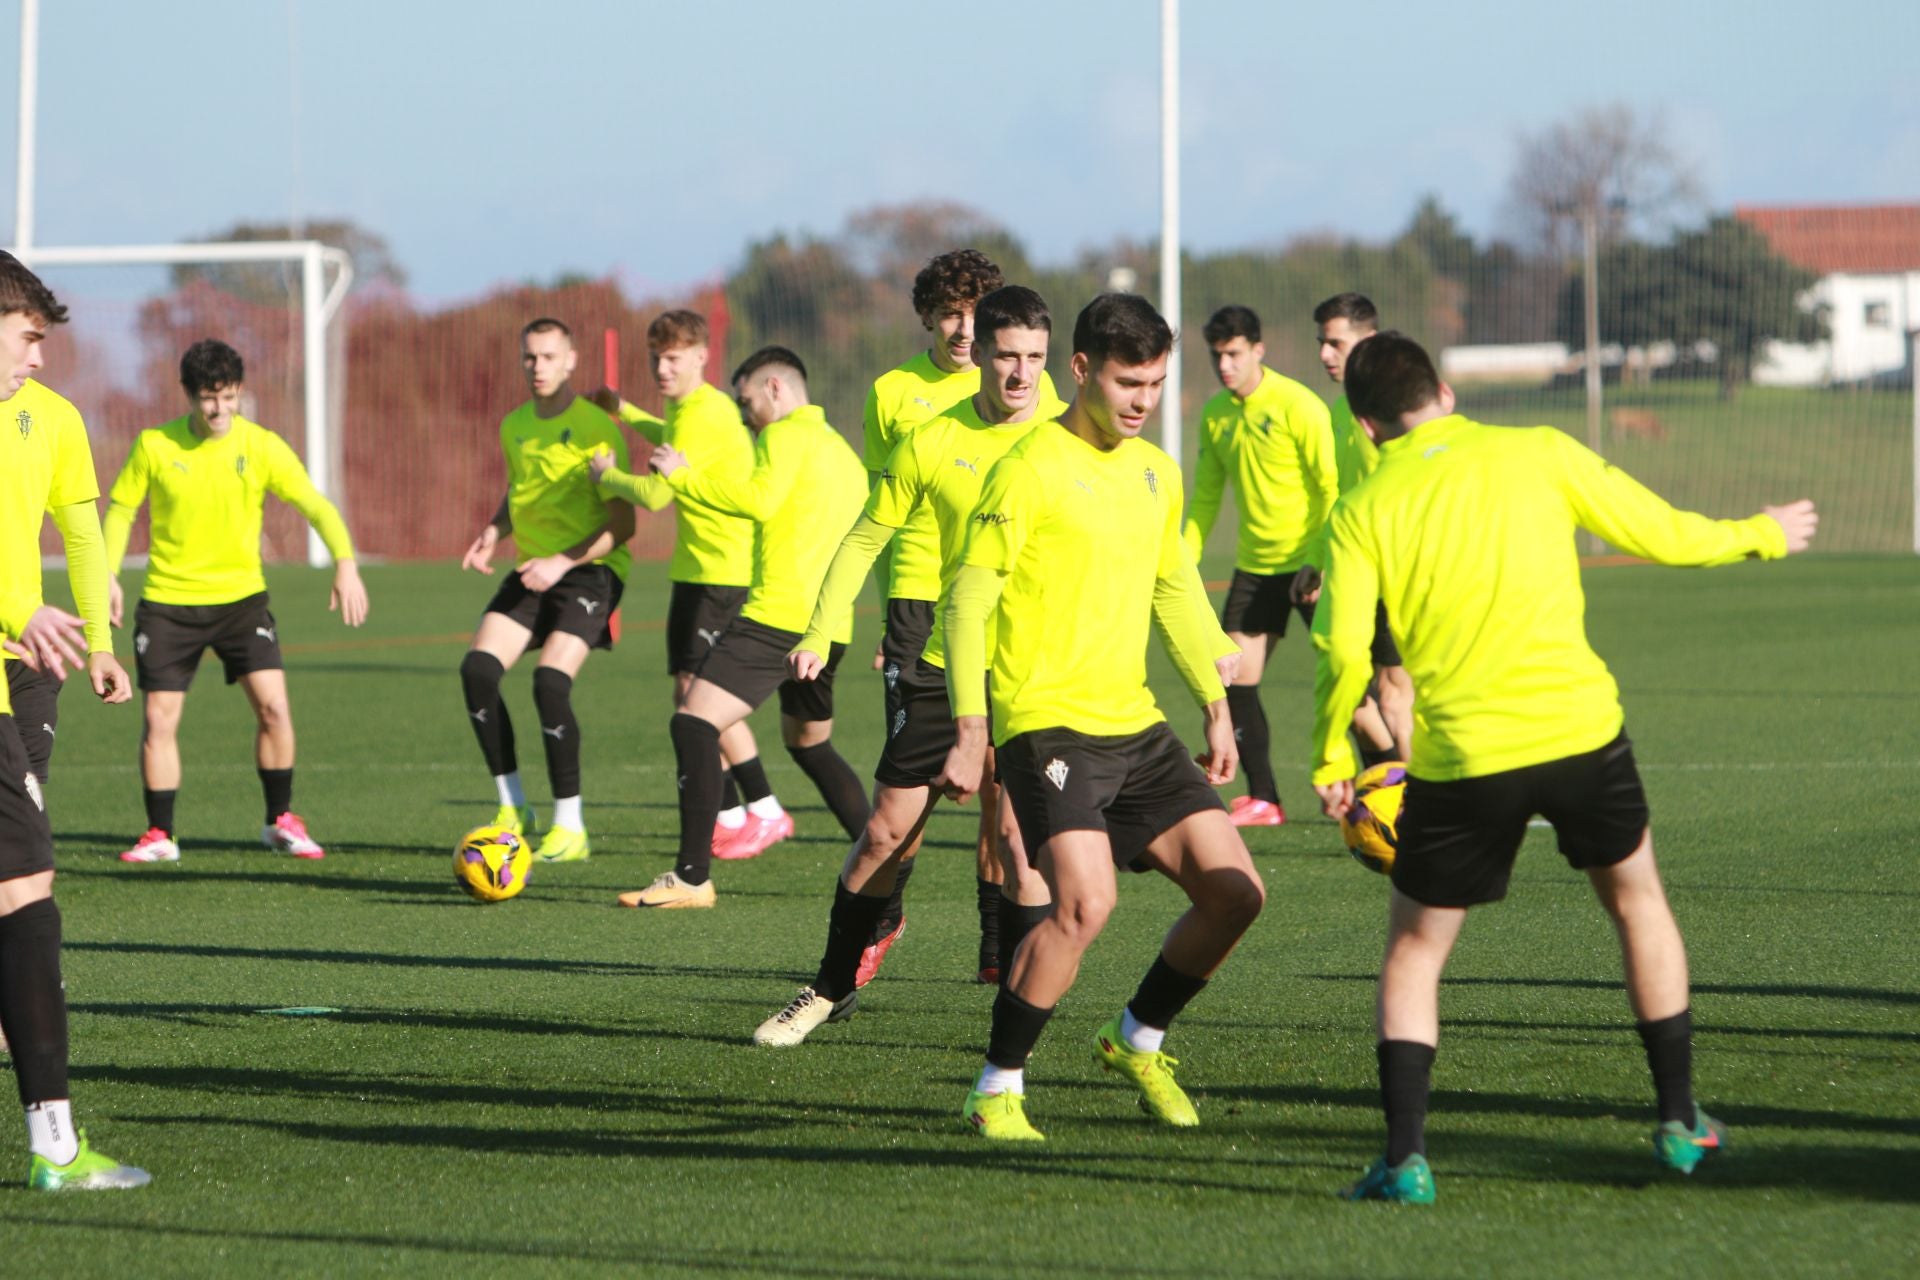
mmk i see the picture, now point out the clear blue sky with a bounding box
[4,0,1915,302]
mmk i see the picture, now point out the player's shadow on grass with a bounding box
[1307,972,1920,1007]
[56,861,460,904]
[62,938,799,983]
[59,832,456,860]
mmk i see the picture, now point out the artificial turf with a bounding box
[3,554,1915,1277]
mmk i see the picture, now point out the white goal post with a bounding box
[10,240,355,568]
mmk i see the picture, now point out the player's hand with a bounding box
[586,386,623,418]
[331,559,370,627]
[17,605,88,681]
[934,718,989,803]
[871,638,885,671]
[1290,565,1323,605]
[1314,779,1355,821]
[1762,499,1818,554]
[462,525,500,575]
[1214,651,1241,687]
[1195,699,1239,785]
[649,444,688,477]
[588,446,615,482]
[108,576,125,628]
[518,554,572,594]
[86,650,132,704]
[787,647,826,682]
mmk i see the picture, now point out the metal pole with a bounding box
[1583,204,1602,456]
[1911,327,1918,554]
[302,243,329,567]
[1159,0,1181,462]
[14,0,39,250]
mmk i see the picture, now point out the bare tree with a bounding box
[1505,104,1701,254]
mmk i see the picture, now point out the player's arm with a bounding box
[794,431,927,674]
[102,436,153,628]
[1291,395,1340,600]
[655,424,797,523]
[590,455,673,511]
[462,490,513,575]
[937,563,1005,804]
[1308,512,1380,816]
[1180,423,1225,564]
[1551,432,1813,562]
[263,434,370,626]
[1152,475,1239,783]
[50,502,131,702]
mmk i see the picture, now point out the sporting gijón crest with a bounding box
[16,408,30,439]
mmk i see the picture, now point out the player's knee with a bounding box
[1215,865,1267,928]
[1052,890,1114,947]
[861,805,910,858]
[460,651,505,701]
[531,666,573,715]
[668,712,720,762]
[253,697,291,732]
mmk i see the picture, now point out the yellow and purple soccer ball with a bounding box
[454,825,531,902]
[1340,762,1407,875]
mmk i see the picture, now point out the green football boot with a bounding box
[536,825,590,863]
[492,803,537,838]
[1655,1107,1727,1174]
[1092,1016,1200,1127]
[1341,1153,1435,1204]
[29,1132,151,1191]
[962,1090,1045,1142]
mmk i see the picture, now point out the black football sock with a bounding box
[976,879,1001,972]
[531,668,581,799]
[732,756,773,805]
[1637,1009,1696,1125]
[143,787,177,836]
[1126,954,1210,1031]
[873,854,914,939]
[459,651,517,776]
[669,714,723,885]
[719,769,740,812]
[0,899,70,1105]
[1379,1039,1437,1165]
[788,741,870,838]
[1225,685,1278,804]
[997,899,1052,985]
[258,768,294,824]
[813,880,892,1000]
[985,986,1056,1070]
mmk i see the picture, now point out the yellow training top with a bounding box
[952,424,1231,743]
[1181,366,1339,574]
[668,405,866,640]
[105,414,357,607]
[1,379,111,655]
[599,384,754,586]
[495,397,630,580]
[1310,414,1790,784]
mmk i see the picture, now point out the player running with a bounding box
[945,294,1265,1141]
[457,318,633,863]
[753,285,1061,1046]
[614,346,868,909]
[592,311,793,857]
[107,339,369,863]
[1181,305,1338,826]
[0,253,148,1188]
[1310,332,1818,1203]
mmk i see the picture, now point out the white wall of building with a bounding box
[1757,270,1919,386]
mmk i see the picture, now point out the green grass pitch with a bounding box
[4,554,1915,1276]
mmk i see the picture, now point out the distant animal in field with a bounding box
[1611,408,1668,441]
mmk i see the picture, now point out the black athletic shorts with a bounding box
[874,656,957,788]
[880,596,935,729]
[134,591,284,692]
[5,660,59,783]
[697,615,848,722]
[1392,730,1650,908]
[0,716,54,882]
[1371,601,1402,668]
[484,564,624,651]
[998,721,1226,871]
[666,580,748,675]
[1221,568,1315,637]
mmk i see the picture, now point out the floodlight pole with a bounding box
[1911,326,1918,554]
[15,0,38,250]
[1582,204,1602,457]
[1160,0,1181,463]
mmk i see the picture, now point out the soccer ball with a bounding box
[453,825,531,902]
[1340,762,1407,875]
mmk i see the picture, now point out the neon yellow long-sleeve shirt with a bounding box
[1181,367,1338,573]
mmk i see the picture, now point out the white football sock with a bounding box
[716,805,747,829]
[747,795,785,820]
[495,773,527,808]
[551,795,582,830]
[25,1099,78,1165]
[1120,1007,1165,1053]
[974,1064,1024,1096]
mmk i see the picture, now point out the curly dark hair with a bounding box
[911,249,1004,326]
[179,338,245,394]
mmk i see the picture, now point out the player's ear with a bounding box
[1437,382,1456,414]
[1357,414,1381,443]
[1069,351,1089,387]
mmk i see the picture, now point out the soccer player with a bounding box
[0,251,133,795]
[106,339,369,863]
[0,255,148,1188]
[458,318,633,864]
[944,294,1266,1141]
[1181,305,1338,826]
[862,251,1063,979]
[591,312,787,856]
[754,285,1061,1046]
[613,346,868,909]
[1309,332,1818,1203]
[1290,293,1412,761]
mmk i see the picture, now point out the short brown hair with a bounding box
[648,309,708,350]
[1344,330,1440,425]
[0,251,69,326]
[911,250,1003,325]
[521,316,572,342]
